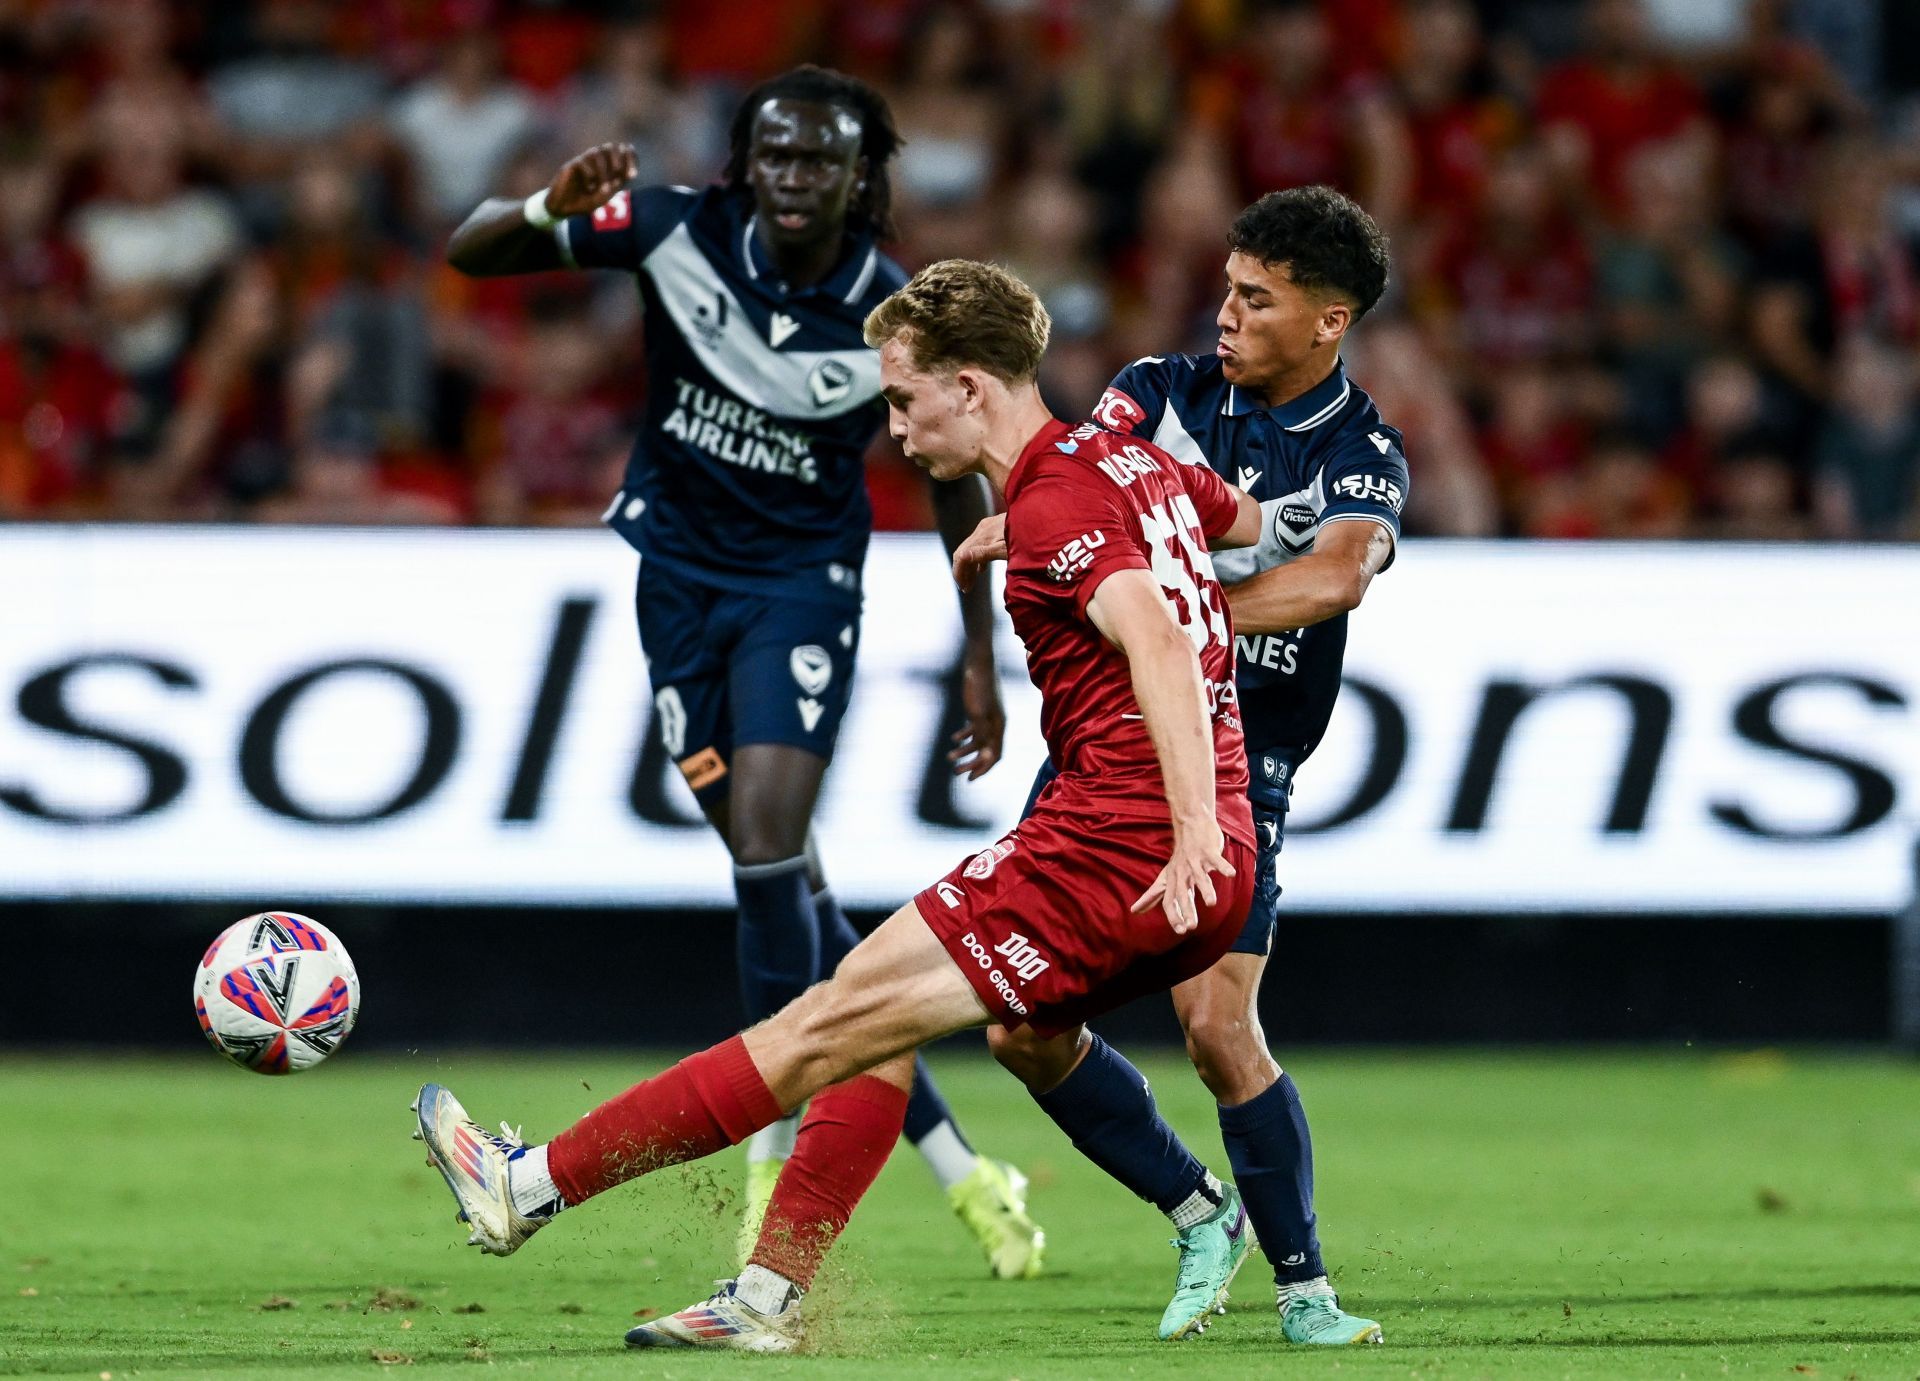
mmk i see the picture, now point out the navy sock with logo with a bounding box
[1033,1034,1211,1214]
[1218,1072,1324,1284]
[733,856,820,1021]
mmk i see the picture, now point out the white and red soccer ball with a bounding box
[193,912,361,1074]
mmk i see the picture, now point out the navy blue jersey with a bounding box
[557,185,908,606]
[1094,355,1408,788]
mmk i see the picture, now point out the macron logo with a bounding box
[770,312,800,348]
[1236,465,1261,491]
[1369,431,1392,454]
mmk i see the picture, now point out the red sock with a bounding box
[546,1035,782,1205]
[748,1073,908,1290]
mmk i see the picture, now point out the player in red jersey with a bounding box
[411,258,1266,1352]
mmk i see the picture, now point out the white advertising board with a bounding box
[1,529,1915,912]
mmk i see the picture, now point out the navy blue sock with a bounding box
[1218,1072,1323,1284]
[812,883,862,975]
[813,883,963,1150]
[1034,1034,1210,1214]
[733,856,820,1023]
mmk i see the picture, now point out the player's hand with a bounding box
[950,651,1005,779]
[1131,820,1234,935]
[952,513,1007,592]
[546,143,640,218]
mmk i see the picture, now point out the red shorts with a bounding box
[914,800,1257,1039]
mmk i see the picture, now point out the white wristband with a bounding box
[523,188,558,231]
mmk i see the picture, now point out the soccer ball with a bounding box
[193,912,361,1075]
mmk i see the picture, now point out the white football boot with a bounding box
[625,1278,803,1353]
[411,1082,550,1256]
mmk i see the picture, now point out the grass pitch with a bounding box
[5,1047,1918,1379]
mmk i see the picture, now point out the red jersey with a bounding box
[1002,419,1254,848]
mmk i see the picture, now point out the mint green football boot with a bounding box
[1280,1291,1384,1345]
[1158,1186,1257,1339]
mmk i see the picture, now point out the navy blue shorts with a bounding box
[635,560,860,804]
[1021,759,1287,957]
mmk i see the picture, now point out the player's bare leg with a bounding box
[720,743,1044,1277]
[1174,956,1381,1345]
[413,900,990,1265]
[991,1023,1253,1338]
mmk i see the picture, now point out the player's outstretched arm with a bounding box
[1225,518,1392,636]
[930,473,1004,779]
[446,142,639,277]
[1086,569,1235,936]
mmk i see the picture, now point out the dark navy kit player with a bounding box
[444,66,1044,1277]
[957,186,1405,1344]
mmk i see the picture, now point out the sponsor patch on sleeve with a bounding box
[592,190,633,230]
[1093,387,1146,432]
[1046,530,1107,582]
[1331,472,1404,514]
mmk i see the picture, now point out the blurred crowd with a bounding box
[3,0,1918,540]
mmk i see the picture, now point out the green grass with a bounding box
[5,1048,1919,1378]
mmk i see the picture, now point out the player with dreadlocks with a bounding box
[444,66,1044,1280]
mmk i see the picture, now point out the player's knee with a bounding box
[770,977,876,1090]
[1182,1006,1274,1103]
[989,1025,1090,1094]
[730,826,809,869]
[986,1026,1064,1092]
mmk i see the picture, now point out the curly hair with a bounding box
[723,65,903,241]
[1228,186,1391,318]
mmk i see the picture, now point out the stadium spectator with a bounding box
[1705,444,1810,539]
[1057,0,1181,259]
[1344,321,1499,536]
[83,0,217,165]
[1424,141,1595,388]
[66,101,242,437]
[206,0,387,230]
[472,293,630,527]
[1391,0,1525,223]
[1208,0,1411,226]
[1121,120,1239,359]
[1813,338,1920,538]
[551,11,727,192]
[882,3,1003,215]
[1479,364,1590,533]
[1661,352,1771,501]
[389,28,537,233]
[1577,430,1692,537]
[256,412,459,525]
[1750,137,1920,442]
[0,296,129,517]
[1716,36,1855,250]
[1596,139,1746,440]
[1536,0,1709,221]
[999,164,1107,342]
[276,152,436,458]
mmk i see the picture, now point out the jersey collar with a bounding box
[1006,417,1074,498]
[740,214,881,304]
[1221,358,1351,430]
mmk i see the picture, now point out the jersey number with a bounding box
[1140,497,1229,652]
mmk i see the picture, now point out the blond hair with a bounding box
[862,259,1051,383]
